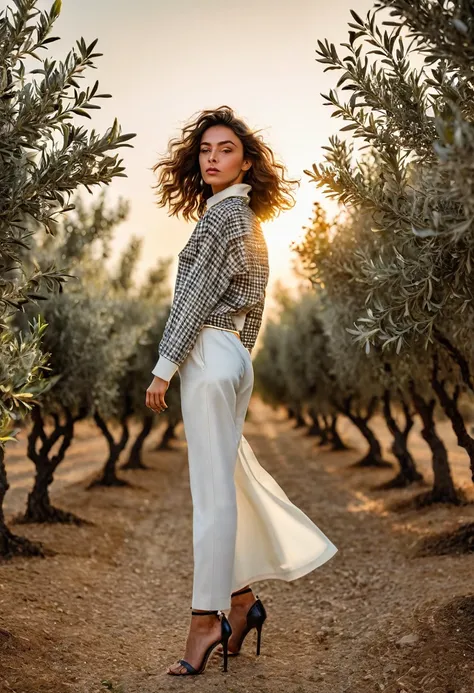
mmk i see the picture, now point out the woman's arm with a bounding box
[152,214,241,381]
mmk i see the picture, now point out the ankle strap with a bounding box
[191,609,219,615]
[231,586,253,597]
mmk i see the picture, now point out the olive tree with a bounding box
[253,322,291,412]
[0,0,134,555]
[278,291,348,448]
[314,7,474,414]
[19,190,175,509]
[304,5,473,499]
[121,307,184,468]
[86,295,144,488]
[294,202,466,498]
[20,291,129,521]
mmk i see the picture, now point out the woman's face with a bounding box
[199,124,251,194]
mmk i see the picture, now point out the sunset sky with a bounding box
[41,0,374,319]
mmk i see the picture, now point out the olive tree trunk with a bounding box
[22,404,88,524]
[409,379,461,505]
[0,447,44,557]
[122,414,154,470]
[431,353,474,483]
[379,389,423,489]
[338,395,391,468]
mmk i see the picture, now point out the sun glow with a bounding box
[260,185,338,287]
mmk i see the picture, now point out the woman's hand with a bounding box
[146,376,169,414]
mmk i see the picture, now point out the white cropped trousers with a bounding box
[178,326,338,611]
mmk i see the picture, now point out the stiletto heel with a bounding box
[220,610,232,672]
[222,624,230,672]
[256,622,263,655]
[218,586,267,657]
[167,609,232,676]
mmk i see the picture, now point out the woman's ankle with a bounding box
[230,589,255,608]
[231,586,253,598]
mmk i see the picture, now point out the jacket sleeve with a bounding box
[151,214,240,381]
[239,292,266,353]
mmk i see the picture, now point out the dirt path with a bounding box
[1,398,473,693]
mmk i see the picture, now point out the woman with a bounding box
[145,106,338,676]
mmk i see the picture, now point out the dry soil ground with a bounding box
[1,397,473,693]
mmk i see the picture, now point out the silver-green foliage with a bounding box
[35,292,130,419]
[306,3,474,355]
[0,0,135,438]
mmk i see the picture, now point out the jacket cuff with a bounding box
[152,354,179,382]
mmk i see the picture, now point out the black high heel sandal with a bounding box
[167,609,232,676]
[219,586,267,657]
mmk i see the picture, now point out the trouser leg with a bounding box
[179,328,252,611]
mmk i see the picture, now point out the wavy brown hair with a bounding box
[152,105,300,224]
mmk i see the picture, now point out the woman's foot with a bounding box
[167,611,223,675]
[215,587,257,655]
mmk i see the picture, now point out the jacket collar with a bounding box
[205,183,252,210]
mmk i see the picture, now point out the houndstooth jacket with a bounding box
[151,183,269,381]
